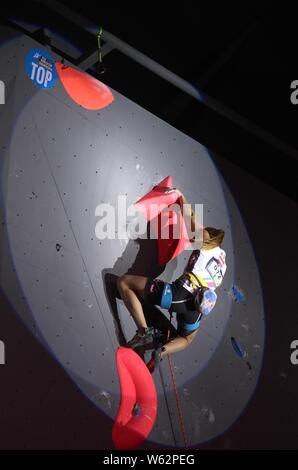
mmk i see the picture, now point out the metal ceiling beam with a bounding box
[29,1,298,160]
[197,20,258,88]
[3,18,76,63]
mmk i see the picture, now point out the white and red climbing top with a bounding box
[185,246,227,290]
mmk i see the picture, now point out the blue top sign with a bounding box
[25,48,57,89]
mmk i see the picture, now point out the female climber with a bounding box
[117,188,227,371]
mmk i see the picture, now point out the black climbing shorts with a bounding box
[143,278,201,337]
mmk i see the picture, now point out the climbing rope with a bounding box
[97,27,103,65]
[167,354,188,449]
[158,366,178,446]
[165,311,189,449]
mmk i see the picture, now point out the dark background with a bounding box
[0,1,297,450]
[2,1,298,200]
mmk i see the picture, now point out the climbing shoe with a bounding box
[127,326,154,348]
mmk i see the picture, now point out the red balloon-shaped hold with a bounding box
[112,347,157,450]
[56,62,114,110]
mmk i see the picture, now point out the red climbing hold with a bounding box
[112,347,157,450]
[157,206,191,266]
[56,62,114,110]
[134,176,177,221]
[134,176,191,266]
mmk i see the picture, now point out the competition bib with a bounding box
[205,257,224,288]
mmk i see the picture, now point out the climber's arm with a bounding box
[173,189,209,242]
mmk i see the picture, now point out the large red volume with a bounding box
[134,176,177,221]
[56,62,114,110]
[134,176,191,266]
[157,206,191,266]
[112,347,157,450]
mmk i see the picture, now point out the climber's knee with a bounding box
[117,275,129,295]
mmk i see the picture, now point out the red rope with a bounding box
[167,354,188,449]
[165,313,188,449]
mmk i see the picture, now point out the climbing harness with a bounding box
[156,275,216,448]
[183,271,208,289]
[164,308,189,448]
[160,283,173,309]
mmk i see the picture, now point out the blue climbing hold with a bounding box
[132,402,141,417]
[230,285,245,304]
[231,337,245,358]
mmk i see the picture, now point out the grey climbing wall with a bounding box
[0,28,264,448]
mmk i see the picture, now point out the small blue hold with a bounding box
[231,337,245,358]
[230,285,245,304]
[132,402,141,417]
